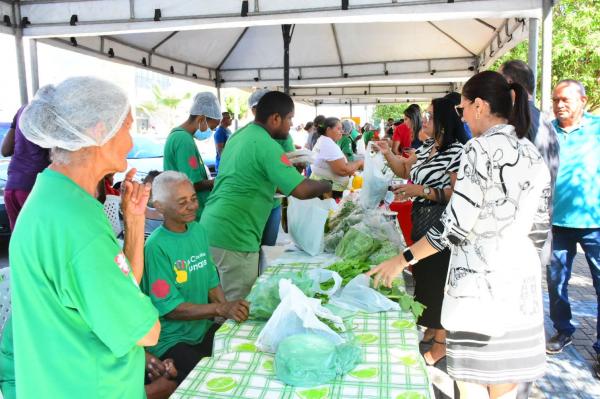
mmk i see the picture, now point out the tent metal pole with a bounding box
[282,24,293,95]
[349,99,353,117]
[30,38,40,95]
[528,18,539,101]
[15,33,29,105]
[540,0,553,112]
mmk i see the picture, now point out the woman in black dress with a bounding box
[376,96,465,365]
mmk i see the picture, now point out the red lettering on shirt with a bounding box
[152,279,170,299]
[188,156,199,169]
[280,154,292,167]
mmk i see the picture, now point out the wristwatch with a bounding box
[422,185,432,197]
[403,247,419,266]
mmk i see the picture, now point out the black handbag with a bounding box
[410,200,446,242]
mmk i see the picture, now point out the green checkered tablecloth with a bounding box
[172,250,432,399]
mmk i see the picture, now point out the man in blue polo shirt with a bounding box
[214,111,232,173]
[545,79,600,379]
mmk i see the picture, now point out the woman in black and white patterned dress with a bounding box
[369,71,550,399]
[377,97,465,366]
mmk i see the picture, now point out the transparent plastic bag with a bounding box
[307,268,343,297]
[329,274,400,313]
[288,197,337,256]
[246,273,314,320]
[275,333,362,387]
[359,143,394,210]
[256,279,346,353]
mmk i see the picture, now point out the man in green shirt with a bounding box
[201,91,332,300]
[247,89,297,274]
[164,92,221,219]
[142,171,249,387]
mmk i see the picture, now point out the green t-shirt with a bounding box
[0,317,15,399]
[337,135,354,161]
[9,169,158,399]
[164,127,210,219]
[363,130,375,145]
[275,135,295,152]
[350,129,360,141]
[201,123,305,252]
[141,222,220,357]
[272,134,296,208]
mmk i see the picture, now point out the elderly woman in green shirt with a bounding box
[5,77,161,399]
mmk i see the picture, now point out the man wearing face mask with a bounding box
[164,92,221,219]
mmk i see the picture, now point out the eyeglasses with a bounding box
[455,105,465,118]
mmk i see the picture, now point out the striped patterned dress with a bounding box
[425,124,551,384]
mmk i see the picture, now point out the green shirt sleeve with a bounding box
[338,136,354,161]
[143,243,186,317]
[260,140,305,196]
[201,228,221,290]
[65,238,158,358]
[165,131,207,184]
[275,135,295,152]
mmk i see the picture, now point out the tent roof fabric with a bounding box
[4,0,542,96]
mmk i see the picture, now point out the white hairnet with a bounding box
[190,92,221,120]
[342,119,354,134]
[19,77,130,152]
[248,89,270,108]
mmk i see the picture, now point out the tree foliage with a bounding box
[224,93,249,119]
[492,0,600,111]
[371,102,429,123]
[136,85,191,128]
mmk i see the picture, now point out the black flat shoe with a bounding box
[546,332,573,354]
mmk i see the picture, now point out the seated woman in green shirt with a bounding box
[8,77,160,399]
[310,117,364,198]
[142,171,249,390]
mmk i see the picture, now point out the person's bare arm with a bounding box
[137,321,161,346]
[372,141,416,179]
[208,285,227,304]
[328,158,364,177]
[290,179,332,199]
[166,299,249,322]
[391,140,400,155]
[215,143,225,157]
[1,127,16,157]
[121,169,151,284]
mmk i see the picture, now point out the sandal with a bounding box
[423,339,446,367]
[420,329,435,345]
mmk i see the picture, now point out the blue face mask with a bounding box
[194,118,213,140]
[193,127,212,141]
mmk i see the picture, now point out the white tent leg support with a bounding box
[540,0,553,112]
[29,39,40,95]
[15,32,29,106]
[527,18,539,100]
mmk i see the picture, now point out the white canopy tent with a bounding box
[2,0,555,109]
